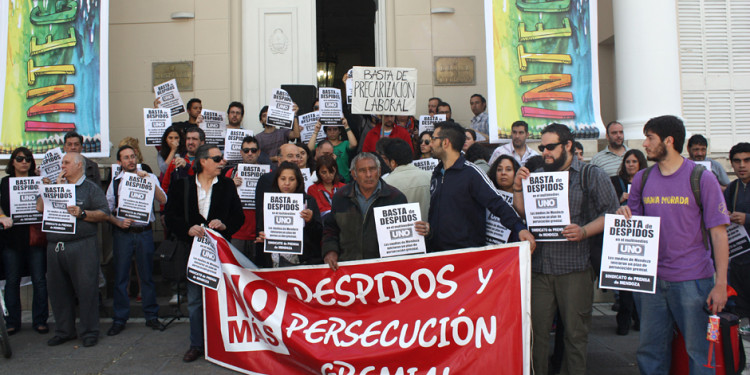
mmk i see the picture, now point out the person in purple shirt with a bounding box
[617,115,729,375]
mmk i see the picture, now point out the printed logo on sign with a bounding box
[52,202,67,209]
[390,228,413,239]
[129,192,147,200]
[153,121,166,128]
[163,93,175,101]
[618,243,645,256]
[21,195,37,202]
[201,248,216,261]
[231,144,240,151]
[207,123,220,129]
[278,103,290,110]
[275,216,293,225]
[324,102,337,108]
[535,198,557,209]
[218,264,289,354]
[246,181,254,188]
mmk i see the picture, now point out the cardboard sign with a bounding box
[267,89,295,129]
[351,67,417,115]
[318,88,343,125]
[236,164,270,210]
[115,172,157,224]
[263,193,304,255]
[200,109,228,147]
[41,184,76,234]
[299,111,325,144]
[224,129,255,162]
[187,230,222,290]
[39,148,63,182]
[486,190,514,244]
[728,223,750,259]
[411,158,439,173]
[418,114,446,134]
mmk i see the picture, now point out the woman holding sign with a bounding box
[0,147,49,335]
[256,161,322,267]
[307,117,357,182]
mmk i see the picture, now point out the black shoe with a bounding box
[633,320,640,331]
[7,327,19,336]
[183,347,204,362]
[611,301,620,312]
[82,336,98,347]
[48,335,76,346]
[146,319,165,331]
[107,323,125,336]
[616,325,629,336]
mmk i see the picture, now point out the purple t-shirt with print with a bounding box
[627,158,730,282]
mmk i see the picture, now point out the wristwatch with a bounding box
[80,210,87,219]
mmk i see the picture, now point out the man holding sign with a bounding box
[513,123,617,375]
[617,116,729,374]
[106,145,167,336]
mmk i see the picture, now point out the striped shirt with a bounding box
[590,145,629,177]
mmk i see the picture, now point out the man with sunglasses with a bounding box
[512,123,618,375]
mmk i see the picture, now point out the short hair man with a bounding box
[322,153,408,270]
[315,140,335,161]
[64,131,102,187]
[725,142,750,333]
[617,115,729,374]
[436,102,452,121]
[573,141,585,161]
[256,104,302,162]
[427,121,535,252]
[36,152,110,348]
[489,121,540,166]
[428,97,441,115]
[688,134,731,189]
[382,138,432,221]
[361,114,414,154]
[106,145,167,336]
[591,121,628,177]
[160,126,206,194]
[170,98,202,135]
[226,101,245,129]
[469,94,489,141]
[513,123,618,375]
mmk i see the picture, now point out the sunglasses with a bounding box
[421,139,431,145]
[206,155,224,162]
[15,155,32,163]
[538,142,563,152]
[242,147,259,154]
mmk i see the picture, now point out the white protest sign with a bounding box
[418,114,446,134]
[301,168,313,192]
[728,223,750,259]
[345,69,353,104]
[411,158,439,173]
[374,203,426,258]
[143,108,172,146]
[187,231,221,290]
[299,111,325,144]
[267,89,295,129]
[223,129,254,162]
[200,109,228,148]
[319,88,343,125]
[116,172,156,224]
[351,67,417,115]
[39,148,63,182]
[154,79,185,117]
[522,171,570,241]
[110,164,142,183]
[9,177,43,224]
[41,184,76,234]
[486,190,514,245]
[599,214,660,294]
[263,193,304,255]
[236,164,270,210]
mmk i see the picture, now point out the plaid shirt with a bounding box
[531,158,619,275]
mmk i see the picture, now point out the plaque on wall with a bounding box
[434,56,475,86]
[152,62,193,92]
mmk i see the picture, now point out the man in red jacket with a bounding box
[361,114,413,153]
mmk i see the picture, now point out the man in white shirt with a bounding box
[489,120,539,166]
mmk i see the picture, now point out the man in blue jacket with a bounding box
[425,121,535,252]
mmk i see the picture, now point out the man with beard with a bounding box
[427,97,441,115]
[226,101,244,130]
[425,121,535,252]
[512,123,618,375]
[489,120,540,166]
[617,115,729,374]
[688,134,731,190]
[361,114,414,153]
[591,121,629,177]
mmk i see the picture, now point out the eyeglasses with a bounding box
[206,155,224,162]
[538,142,563,152]
[14,155,32,163]
[421,139,431,145]
[242,147,259,154]
[431,137,444,144]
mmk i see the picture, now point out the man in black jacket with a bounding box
[164,144,244,363]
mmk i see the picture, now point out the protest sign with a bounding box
[418,114,446,134]
[318,88,343,125]
[143,108,172,146]
[411,158,439,173]
[154,79,185,117]
[351,67,417,115]
[487,190,514,244]
[301,168,314,191]
[299,111,325,144]
[599,214,660,294]
[200,109,228,147]
[41,184,76,234]
[115,172,157,224]
[203,235,531,375]
[695,161,712,170]
[39,148,63,182]
[187,231,222,290]
[110,164,142,183]
[267,89,295,129]
[345,69,353,104]
[374,203,426,257]
[728,223,750,259]
[236,164,270,210]
[263,193,304,255]
[522,171,570,241]
[9,177,43,224]
[224,129,254,162]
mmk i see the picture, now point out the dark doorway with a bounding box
[316,0,376,91]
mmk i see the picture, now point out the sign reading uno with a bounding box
[617,242,645,256]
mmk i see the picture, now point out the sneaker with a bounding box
[169,294,179,305]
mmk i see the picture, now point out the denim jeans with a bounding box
[637,277,714,375]
[112,229,159,323]
[2,245,48,329]
[187,280,204,348]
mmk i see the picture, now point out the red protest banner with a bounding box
[203,231,531,375]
